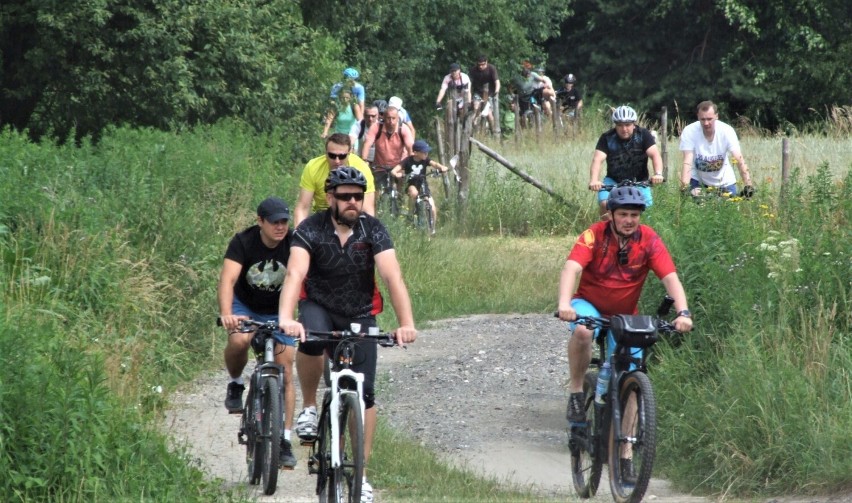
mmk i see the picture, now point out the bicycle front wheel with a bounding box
[260,376,282,495]
[332,392,364,503]
[244,380,263,485]
[570,371,602,498]
[316,392,333,501]
[608,371,657,503]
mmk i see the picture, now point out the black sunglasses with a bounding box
[326,152,348,160]
[618,246,630,266]
[333,192,364,202]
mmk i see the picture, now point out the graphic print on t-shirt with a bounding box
[246,259,286,292]
[695,154,725,173]
[409,162,427,176]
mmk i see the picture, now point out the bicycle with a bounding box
[405,169,444,235]
[304,326,397,503]
[218,317,285,495]
[562,296,680,503]
[372,165,401,218]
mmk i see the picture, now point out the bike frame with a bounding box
[327,366,366,469]
[251,336,284,427]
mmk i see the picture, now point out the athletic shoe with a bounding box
[295,406,318,441]
[224,382,245,412]
[566,392,586,424]
[279,438,297,469]
[360,480,373,503]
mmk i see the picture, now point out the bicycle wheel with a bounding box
[608,371,656,503]
[570,371,602,498]
[424,200,435,235]
[415,199,429,232]
[244,380,263,485]
[323,356,332,388]
[316,393,333,501]
[442,173,451,199]
[332,392,364,503]
[260,376,281,495]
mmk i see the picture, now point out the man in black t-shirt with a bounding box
[468,55,501,134]
[278,167,416,503]
[218,196,298,468]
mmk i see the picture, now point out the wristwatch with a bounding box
[676,309,692,318]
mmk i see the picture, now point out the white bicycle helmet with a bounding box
[612,105,638,124]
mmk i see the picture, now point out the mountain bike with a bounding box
[407,169,444,236]
[305,326,397,503]
[372,165,401,218]
[563,296,680,503]
[218,318,285,495]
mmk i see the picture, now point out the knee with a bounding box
[571,326,595,345]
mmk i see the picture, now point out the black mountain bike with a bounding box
[565,296,679,503]
[305,326,397,503]
[408,169,444,235]
[373,165,401,218]
[219,318,285,495]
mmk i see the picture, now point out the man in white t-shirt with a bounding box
[679,100,754,197]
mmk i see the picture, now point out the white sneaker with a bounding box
[295,406,318,440]
[360,480,373,503]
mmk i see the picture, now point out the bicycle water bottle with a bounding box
[594,361,611,405]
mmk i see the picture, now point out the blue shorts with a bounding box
[689,178,738,196]
[569,298,643,367]
[232,296,296,347]
[598,177,653,207]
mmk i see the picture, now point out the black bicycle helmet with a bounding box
[607,186,647,211]
[373,99,388,113]
[325,166,367,193]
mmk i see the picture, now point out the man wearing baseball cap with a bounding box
[217,196,298,469]
[435,62,471,110]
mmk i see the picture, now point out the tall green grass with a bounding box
[1,119,849,500]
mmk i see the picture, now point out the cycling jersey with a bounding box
[594,127,657,182]
[293,210,394,319]
[299,154,375,212]
[567,221,676,316]
[225,225,293,314]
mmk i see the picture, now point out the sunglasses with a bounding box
[618,246,630,266]
[333,192,364,202]
[326,152,348,160]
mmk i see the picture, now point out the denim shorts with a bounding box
[231,296,296,347]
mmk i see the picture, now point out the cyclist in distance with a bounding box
[278,167,417,503]
[588,105,664,220]
[390,139,450,233]
[388,96,416,138]
[321,88,358,140]
[293,133,376,228]
[360,104,414,196]
[330,67,366,120]
[511,61,550,121]
[556,186,693,437]
[349,103,381,161]
[218,196,298,468]
[468,54,501,133]
[555,73,583,116]
[435,62,472,111]
[680,100,755,197]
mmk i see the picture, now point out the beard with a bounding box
[333,205,360,227]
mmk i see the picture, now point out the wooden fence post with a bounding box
[782,138,791,184]
[661,106,669,180]
[435,118,447,167]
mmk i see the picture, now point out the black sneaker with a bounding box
[279,438,297,469]
[566,392,587,425]
[224,382,245,412]
[620,458,637,485]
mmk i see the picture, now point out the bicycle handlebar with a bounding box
[304,329,398,348]
[598,180,652,191]
[216,317,277,333]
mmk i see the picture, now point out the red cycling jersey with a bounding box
[567,221,676,316]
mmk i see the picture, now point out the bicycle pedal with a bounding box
[279,465,295,471]
[228,408,244,415]
[299,438,317,446]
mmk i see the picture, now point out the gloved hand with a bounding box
[435,103,443,111]
[742,185,756,198]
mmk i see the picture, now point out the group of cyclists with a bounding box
[217,60,756,501]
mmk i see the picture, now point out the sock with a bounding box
[230,376,244,385]
[284,429,291,441]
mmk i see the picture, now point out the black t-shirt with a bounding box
[594,126,656,182]
[468,63,499,96]
[293,210,394,319]
[556,87,582,109]
[224,225,292,314]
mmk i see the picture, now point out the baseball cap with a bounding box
[412,140,431,153]
[449,63,461,71]
[257,196,290,222]
[388,96,403,110]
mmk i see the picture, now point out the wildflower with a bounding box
[768,272,778,279]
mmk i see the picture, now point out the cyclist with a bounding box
[360,104,414,195]
[680,100,755,197]
[278,167,417,503]
[321,88,358,140]
[388,96,416,137]
[218,196,298,469]
[556,187,693,458]
[349,104,380,161]
[589,105,664,220]
[390,139,450,235]
[555,73,583,117]
[533,66,557,116]
[293,133,376,227]
[435,63,471,112]
[468,55,501,134]
[330,67,366,120]
[512,61,549,122]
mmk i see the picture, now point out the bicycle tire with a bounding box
[425,200,435,235]
[389,189,400,218]
[323,356,332,388]
[442,173,451,199]
[570,371,602,498]
[333,392,364,503]
[260,376,281,495]
[415,200,429,232]
[317,392,333,501]
[608,371,657,503]
[244,380,263,485]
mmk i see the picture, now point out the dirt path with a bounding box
[163,314,850,502]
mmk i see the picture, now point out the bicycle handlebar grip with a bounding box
[216,317,223,327]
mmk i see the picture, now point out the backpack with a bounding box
[373,121,409,143]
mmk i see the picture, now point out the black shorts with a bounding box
[297,300,379,407]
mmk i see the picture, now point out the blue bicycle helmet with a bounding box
[343,67,360,80]
[607,186,647,211]
[325,166,367,193]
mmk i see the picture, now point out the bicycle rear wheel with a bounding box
[332,392,364,503]
[260,376,281,495]
[608,371,656,503]
[570,371,602,498]
[244,380,263,485]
